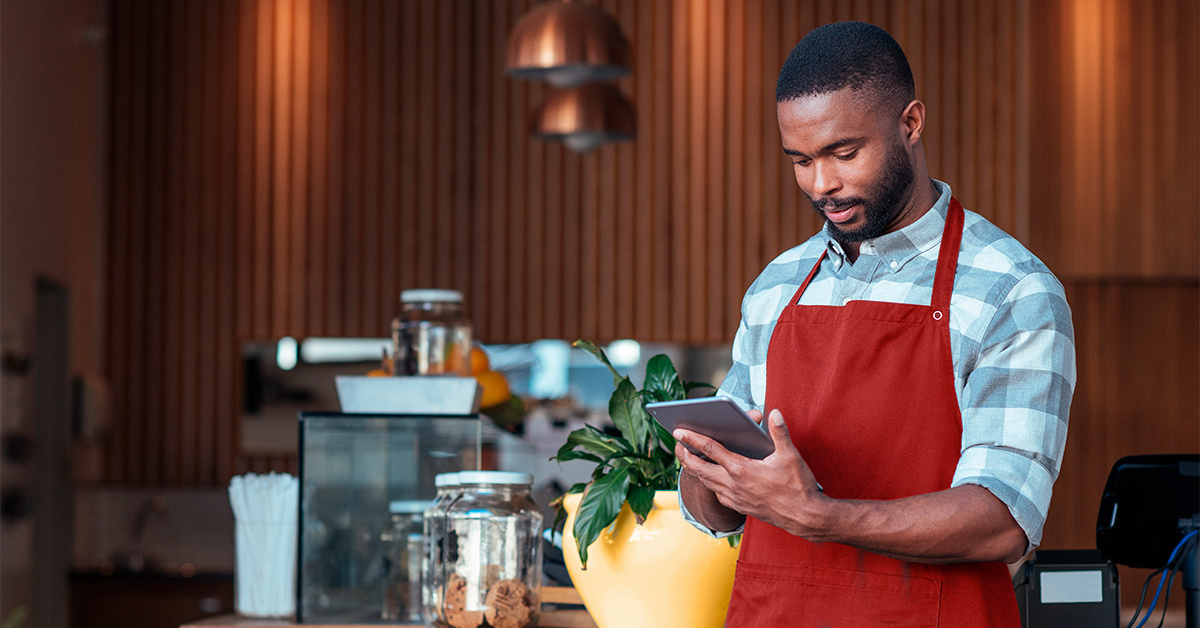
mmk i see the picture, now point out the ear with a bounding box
[899,99,926,145]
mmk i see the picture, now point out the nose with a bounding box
[805,160,842,198]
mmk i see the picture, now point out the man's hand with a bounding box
[676,409,828,534]
[676,408,1030,565]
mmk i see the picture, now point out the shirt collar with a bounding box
[824,180,953,266]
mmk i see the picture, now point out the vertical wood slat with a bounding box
[126,0,151,484]
[288,0,311,337]
[324,0,345,336]
[687,0,706,341]
[341,0,363,337]
[724,0,745,344]
[359,0,380,336]
[377,0,399,331]
[161,0,187,485]
[198,0,221,485]
[308,0,329,337]
[103,0,1197,487]
[179,0,204,486]
[705,0,725,343]
[105,0,134,484]
[216,0,239,482]
[510,0,531,341]
[144,0,171,484]
[669,0,688,342]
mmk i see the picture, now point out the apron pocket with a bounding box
[728,560,942,627]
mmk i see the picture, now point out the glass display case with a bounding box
[296,412,537,624]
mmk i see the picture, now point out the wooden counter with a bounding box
[181,587,597,628]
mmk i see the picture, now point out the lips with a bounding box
[823,204,859,224]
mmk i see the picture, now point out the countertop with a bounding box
[180,587,596,628]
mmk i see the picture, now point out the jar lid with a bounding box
[434,472,461,487]
[388,499,432,514]
[401,289,463,304]
[457,471,533,486]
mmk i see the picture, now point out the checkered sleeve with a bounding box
[680,281,764,538]
[951,271,1076,552]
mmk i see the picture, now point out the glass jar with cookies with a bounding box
[436,471,542,628]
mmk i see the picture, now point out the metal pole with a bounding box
[1184,538,1198,628]
[1182,517,1200,628]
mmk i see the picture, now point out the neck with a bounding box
[841,178,939,264]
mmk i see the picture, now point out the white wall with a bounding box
[0,0,108,624]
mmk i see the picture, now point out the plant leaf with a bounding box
[573,339,624,388]
[572,467,631,568]
[552,504,568,534]
[553,425,624,462]
[608,378,649,452]
[649,414,677,452]
[626,484,655,524]
[644,354,686,401]
[552,450,604,464]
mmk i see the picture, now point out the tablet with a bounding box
[646,396,775,461]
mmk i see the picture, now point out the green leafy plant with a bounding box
[551,340,723,568]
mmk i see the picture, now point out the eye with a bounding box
[793,157,811,167]
[836,150,859,161]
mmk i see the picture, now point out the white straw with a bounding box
[229,472,299,617]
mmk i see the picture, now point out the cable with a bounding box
[1152,534,1199,628]
[1126,565,1169,628]
[1130,530,1199,628]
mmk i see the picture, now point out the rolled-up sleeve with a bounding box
[679,290,762,538]
[951,271,1076,552]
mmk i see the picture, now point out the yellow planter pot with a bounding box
[561,490,740,628]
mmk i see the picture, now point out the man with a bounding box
[675,22,1075,627]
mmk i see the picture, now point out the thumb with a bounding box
[766,409,792,449]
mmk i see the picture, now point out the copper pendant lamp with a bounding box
[506,0,631,88]
[532,83,635,153]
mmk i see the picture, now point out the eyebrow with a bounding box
[782,136,868,157]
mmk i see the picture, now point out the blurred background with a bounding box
[1,0,1196,627]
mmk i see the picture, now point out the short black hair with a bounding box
[776,21,915,114]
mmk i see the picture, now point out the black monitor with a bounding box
[1096,454,1200,569]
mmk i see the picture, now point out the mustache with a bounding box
[809,196,865,212]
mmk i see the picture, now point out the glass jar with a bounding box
[422,472,462,624]
[380,500,428,623]
[437,471,542,628]
[392,289,472,376]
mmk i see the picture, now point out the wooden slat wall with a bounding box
[103,3,1196,581]
[1047,279,1199,603]
[1026,0,1200,601]
[1030,0,1200,277]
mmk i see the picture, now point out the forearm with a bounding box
[680,470,746,533]
[798,484,1027,564]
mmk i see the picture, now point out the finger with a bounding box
[765,409,796,456]
[674,427,740,467]
[674,437,717,475]
[677,445,737,496]
[763,410,822,493]
[747,409,763,425]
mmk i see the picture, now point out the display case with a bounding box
[296,413,537,624]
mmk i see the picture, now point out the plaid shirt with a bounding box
[682,180,1076,551]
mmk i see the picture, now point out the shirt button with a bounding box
[889,260,898,269]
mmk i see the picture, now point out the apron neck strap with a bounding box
[931,197,965,310]
[791,197,966,308]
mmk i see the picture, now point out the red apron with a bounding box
[725,199,1020,627]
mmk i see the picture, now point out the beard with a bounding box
[808,139,916,245]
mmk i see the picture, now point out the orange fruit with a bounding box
[475,370,511,408]
[470,345,491,375]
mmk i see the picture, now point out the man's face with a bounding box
[777,89,917,245]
